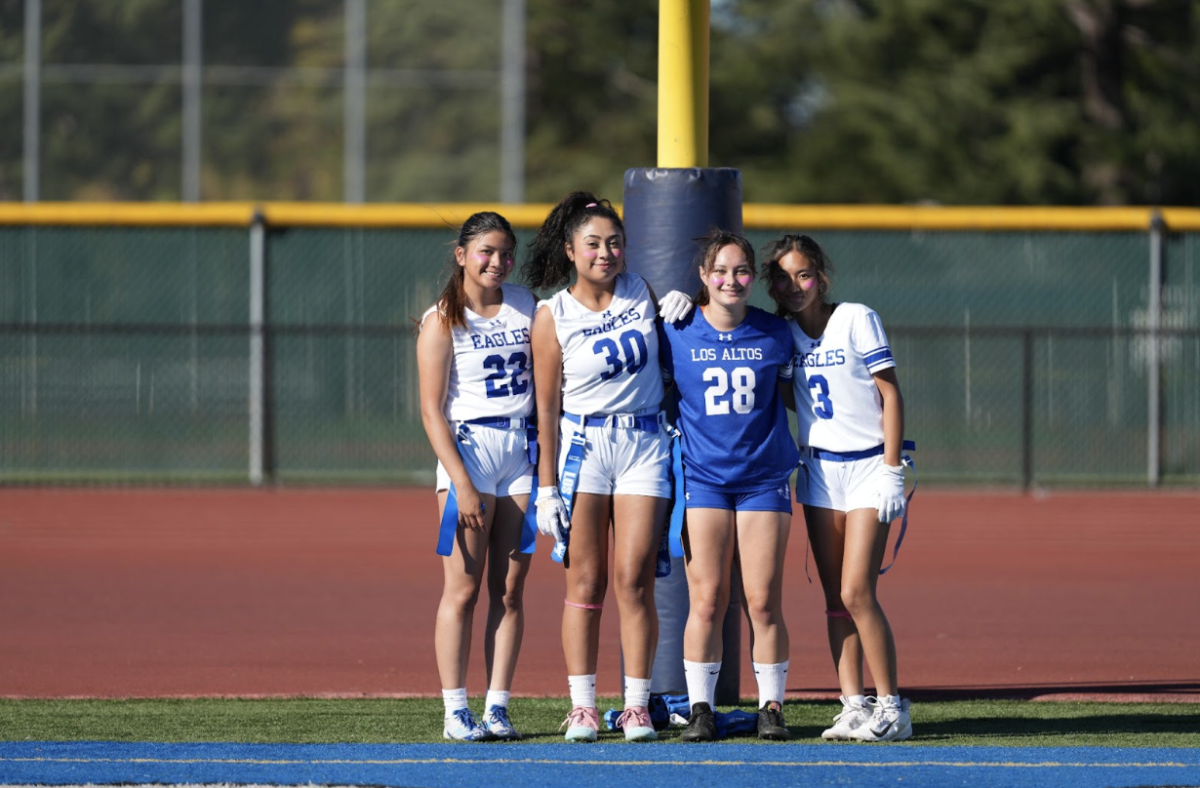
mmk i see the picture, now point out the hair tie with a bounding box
[586,202,598,208]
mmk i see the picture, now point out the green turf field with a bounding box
[1,698,1196,747]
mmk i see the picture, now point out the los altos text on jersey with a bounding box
[690,347,765,361]
[799,348,846,367]
[469,327,530,350]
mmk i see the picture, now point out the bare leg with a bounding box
[842,507,899,696]
[682,508,736,663]
[610,494,669,678]
[483,494,531,692]
[434,490,496,690]
[561,492,611,676]
[736,509,791,664]
[804,504,864,697]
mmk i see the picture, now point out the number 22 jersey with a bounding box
[419,283,536,422]
[790,302,896,453]
[661,306,799,491]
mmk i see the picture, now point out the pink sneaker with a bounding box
[616,706,657,742]
[560,706,599,742]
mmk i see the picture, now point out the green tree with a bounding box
[709,0,1200,205]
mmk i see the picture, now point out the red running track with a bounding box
[1,488,1197,701]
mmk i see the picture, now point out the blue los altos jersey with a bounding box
[660,306,799,491]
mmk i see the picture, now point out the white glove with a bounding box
[658,290,695,324]
[876,464,906,523]
[535,486,570,544]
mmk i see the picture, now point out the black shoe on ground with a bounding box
[757,701,790,740]
[679,702,716,742]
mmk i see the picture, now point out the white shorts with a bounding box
[795,449,882,513]
[558,413,672,498]
[435,423,534,498]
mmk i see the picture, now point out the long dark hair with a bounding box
[693,229,756,307]
[522,191,624,290]
[761,233,834,317]
[431,211,517,331]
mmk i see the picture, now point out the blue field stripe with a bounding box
[2,742,1199,788]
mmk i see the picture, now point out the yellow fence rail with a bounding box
[3,202,1200,231]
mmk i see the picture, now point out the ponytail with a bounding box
[523,191,624,290]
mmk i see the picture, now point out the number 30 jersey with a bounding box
[420,283,536,422]
[790,302,896,453]
[541,272,664,416]
[660,306,798,491]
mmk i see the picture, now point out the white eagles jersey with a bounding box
[790,302,896,452]
[420,283,536,422]
[541,272,664,416]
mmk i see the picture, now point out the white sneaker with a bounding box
[849,697,912,742]
[443,707,490,741]
[482,704,521,740]
[821,695,875,740]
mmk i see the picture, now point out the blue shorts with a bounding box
[683,479,793,514]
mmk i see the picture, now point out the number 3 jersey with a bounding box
[419,283,536,422]
[660,306,799,491]
[790,302,896,452]
[541,272,664,416]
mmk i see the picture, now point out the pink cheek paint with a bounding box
[736,275,753,287]
[474,253,490,264]
[710,277,726,289]
[800,279,816,291]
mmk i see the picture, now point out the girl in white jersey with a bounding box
[417,212,535,742]
[765,233,913,742]
[525,192,673,743]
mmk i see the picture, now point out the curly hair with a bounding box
[522,191,625,290]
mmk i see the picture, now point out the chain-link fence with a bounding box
[2,206,1198,486]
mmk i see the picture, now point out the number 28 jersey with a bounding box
[660,306,799,491]
[419,283,536,422]
[541,272,664,416]
[790,302,896,452]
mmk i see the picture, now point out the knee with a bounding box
[686,584,727,626]
[569,574,607,606]
[442,583,481,614]
[743,593,783,629]
[839,582,878,617]
[490,580,524,614]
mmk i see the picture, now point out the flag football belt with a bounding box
[551,410,665,566]
[798,439,917,576]
[800,439,916,462]
[435,416,538,558]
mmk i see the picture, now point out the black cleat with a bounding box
[757,701,790,740]
[679,702,716,742]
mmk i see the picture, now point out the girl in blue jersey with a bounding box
[659,230,799,741]
[417,212,535,742]
[766,233,912,742]
[524,192,681,743]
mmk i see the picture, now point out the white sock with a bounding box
[568,674,597,709]
[624,676,652,709]
[683,659,722,708]
[442,687,469,716]
[485,689,510,711]
[849,694,868,709]
[879,694,902,709]
[753,660,789,707]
